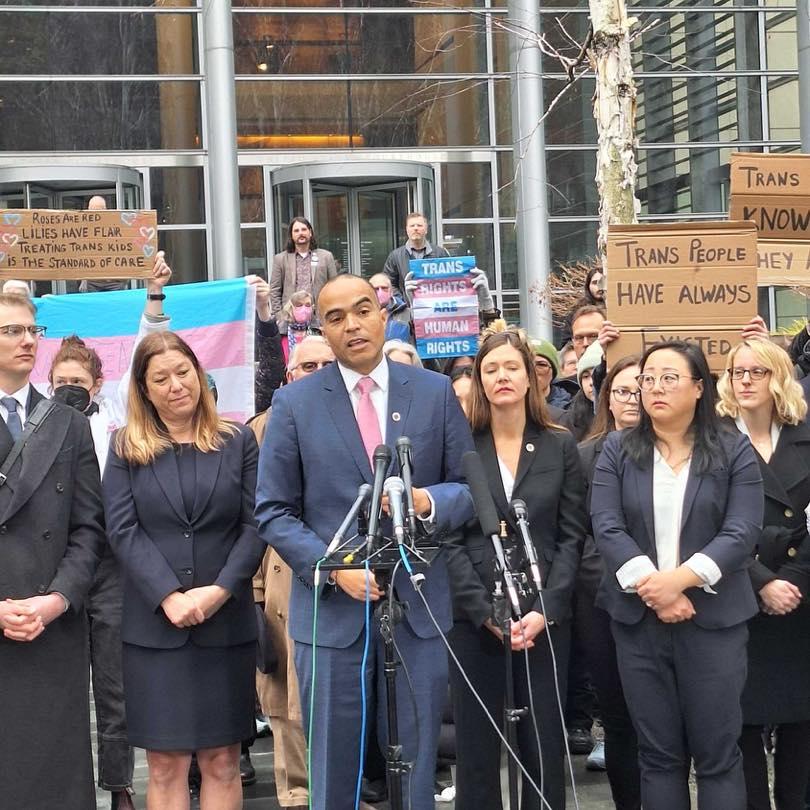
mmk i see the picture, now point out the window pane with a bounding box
[499,222,517,290]
[151,168,205,224]
[158,229,207,284]
[440,223,494,287]
[0,81,201,151]
[233,13,486,75]
[233,0,489,8]
[542,78,597,146]
[549,220,598,271]
[767,11,797,71]
[241,228,267,276]
[236,79,489,148]
[497,152,516,219]
[240,167,265,223]
[769,77,800,141]
[0,0,194,6]
[441,162,491,218]
[0,12,198,74]
[547,150,598,217]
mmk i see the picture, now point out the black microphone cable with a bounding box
[407,575,557,810]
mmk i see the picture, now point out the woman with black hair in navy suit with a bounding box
[591,340,763,810]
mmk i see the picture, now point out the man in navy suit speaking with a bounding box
[256,274,474,810]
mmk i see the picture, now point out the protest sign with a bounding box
[0,209,157,280]
[729,152,810,240]
[606,327,741,374]
[410,255,479,359]
[606,222,758,327]
[757,240,810,287]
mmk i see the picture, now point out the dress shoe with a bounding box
[567,726,594,755]
[360,776,387,803]
[110,789,136,810]
[240,751,257,786]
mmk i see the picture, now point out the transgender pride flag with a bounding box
[30,278,256,423]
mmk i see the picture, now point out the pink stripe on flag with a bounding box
[413,313,480,340]
[31,321,247,386]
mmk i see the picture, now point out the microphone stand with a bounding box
[489,524,529,810]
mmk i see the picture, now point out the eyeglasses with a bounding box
[729,367,771,381]
[636,372,699,392]
[533,359,552,371]
[0,324,46,339]
[294,360,334,373]
[611,387,641,403]
[572,332,599,346]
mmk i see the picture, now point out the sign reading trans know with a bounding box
[410,255,479,359]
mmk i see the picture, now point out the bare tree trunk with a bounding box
[588,0,641,270]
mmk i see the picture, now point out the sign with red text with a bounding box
[0,209,157,280]
[410,255,479,359]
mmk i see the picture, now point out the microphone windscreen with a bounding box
[373,444,392,466]
[462,450,501,538]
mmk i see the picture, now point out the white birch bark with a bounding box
[588,0,641,270]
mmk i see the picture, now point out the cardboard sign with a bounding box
[757,240,810,286]
[410,255,479,359]
[729,152,810,196]
[729,152,810,240]
[606,222,758,328]
[0,209,157,280]
[606,327,741,374]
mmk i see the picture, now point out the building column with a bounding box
[203,0,242,279]
[799,0,810,152]
[508,0,551,340]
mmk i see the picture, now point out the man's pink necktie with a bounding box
[356,376,383,465]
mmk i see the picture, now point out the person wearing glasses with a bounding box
[591,340,763,810]
[251,334,336,810]
[0,292,106,807]
[716,340,810,810]
[577,355,642,809]
[446,324,586,810]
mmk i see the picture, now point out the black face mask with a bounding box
[52,384,92,413]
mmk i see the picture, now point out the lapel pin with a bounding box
[526,442,535,452]
[392,412,401,422]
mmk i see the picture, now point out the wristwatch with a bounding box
[147,292,166,301]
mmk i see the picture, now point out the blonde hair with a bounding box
[114,331,236,465]
[383,339,422,368]
[717,339,807,425]
[281,290,313,323]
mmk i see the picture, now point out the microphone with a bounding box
[510,498,542,594]
[384,476,407,545]
[396,436,418,538]
[366,444,392,543]
[462,451,522,617]
[323,483,372,561]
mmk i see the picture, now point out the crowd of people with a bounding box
[0,208,809,810]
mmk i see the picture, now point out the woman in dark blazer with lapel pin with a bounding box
[103,331,265,810]
[591,340,763,810]
[446,324,586,810]
[716,339,810,810]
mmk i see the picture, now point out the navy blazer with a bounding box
[446,422,586,628]
[591,428,763,629]
[255,358,475,649]
[103,424,265,649]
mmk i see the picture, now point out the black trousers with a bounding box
[612,615,748,810]
[740,722,810,810]
[88,550,134,791]
[565,587,596,732]
[449,620,570,810]
[578,594,641,810]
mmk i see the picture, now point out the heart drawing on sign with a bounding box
[120,212,137,226]
[139,226,156,241]
[2,213,22,226]
[1,233,19,247]
[143,245,156,258]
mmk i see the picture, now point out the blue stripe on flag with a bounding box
[33,278,248,337]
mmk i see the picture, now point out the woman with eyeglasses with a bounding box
[576,355,642,810]
[716,340,810,810]
[446,324,586,810]
[591,341,763,810]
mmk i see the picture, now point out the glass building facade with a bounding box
[0,0,802,329]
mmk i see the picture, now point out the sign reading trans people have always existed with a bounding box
[410,255,479,359]
[0,209,157,280]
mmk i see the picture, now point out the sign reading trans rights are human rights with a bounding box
[410,255,479,359]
